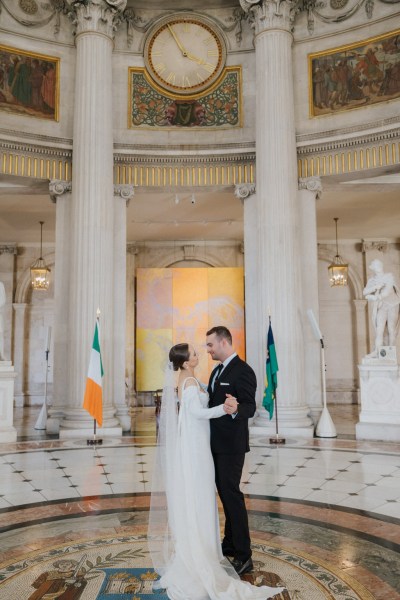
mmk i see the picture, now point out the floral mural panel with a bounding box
[129,67,241,128]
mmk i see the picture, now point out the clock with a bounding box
[144,13,226,96]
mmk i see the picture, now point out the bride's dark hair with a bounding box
[169,343,190,371]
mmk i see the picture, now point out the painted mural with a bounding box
[309,29,400,116]
[129,67,241,128]
[0,45,59,121]
[136,267,245,391]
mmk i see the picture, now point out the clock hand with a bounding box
[167,24,188,57]
[185,52,206,66]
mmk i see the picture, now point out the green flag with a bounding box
[262,319,278,419]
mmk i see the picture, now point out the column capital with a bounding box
[361,240,388,253]
[298,176,322,199]
[127,243,138,255]
[0,245,17,255]
[114,184,135,204]
[240,0,297,35]
[49,180,72,203]
[234,183,256,201]
[67,0,127,38]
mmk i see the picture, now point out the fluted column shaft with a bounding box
[113,185,134,431]
[243,0,313,434]
[12,303,27,407]
[47,181,71,432]
[235,184,264,407]
[61,1,126,435]
[298,177,323,422]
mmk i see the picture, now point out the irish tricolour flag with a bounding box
[83,318,103,426]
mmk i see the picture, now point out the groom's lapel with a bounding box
[218,355,239,382]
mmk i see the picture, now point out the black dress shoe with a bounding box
[229,556,254,575]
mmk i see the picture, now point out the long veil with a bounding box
[148,361,178,582]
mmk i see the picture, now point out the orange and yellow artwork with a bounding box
[136,268,245,391]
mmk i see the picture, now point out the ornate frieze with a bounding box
[240,0,297,34]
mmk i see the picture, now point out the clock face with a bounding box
[144,14,226,96]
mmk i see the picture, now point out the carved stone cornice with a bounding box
[66,0,127,38]
[0,245,17,255]
[298,176,322,198]
[114,184,135,203]
[240,0,297,35]
[361,240,389,253]
[49,180,72,203]
[234,183,256,200]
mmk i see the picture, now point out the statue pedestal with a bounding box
[356,356,400,442]
[0,361,17,443]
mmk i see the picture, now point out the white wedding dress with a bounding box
[150,376,284,600]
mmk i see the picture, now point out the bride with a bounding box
[148,342,285,600]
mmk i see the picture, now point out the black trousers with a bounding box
[213,452,251,562]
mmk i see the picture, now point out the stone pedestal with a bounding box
[356,352,400,441]
[0,361,17,443]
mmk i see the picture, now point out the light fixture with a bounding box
[328,217,348,287]
[30,221,51,291]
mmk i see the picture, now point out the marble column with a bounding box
[47,181,72,434]
[0,245,16,362]
[59,0,126,438]
[298,177,323,423]
[235,184,264,408]
[113,185,134,431]
[241,0,313,436]
[12,303,27,407]
[126,244,138,408]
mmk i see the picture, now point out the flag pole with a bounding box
[87,308,103,446]
[268,312,285,445]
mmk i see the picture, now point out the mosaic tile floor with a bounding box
[0,405,399,599]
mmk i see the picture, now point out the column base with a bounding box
[356,422,400,442]
[59,407,122,439]
[59,425,122,440]
[115,405,131,432]
[0,361,17,443]
[251,405,315,438]
[0,426,17,443]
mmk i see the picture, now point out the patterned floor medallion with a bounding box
[0,534,375,599]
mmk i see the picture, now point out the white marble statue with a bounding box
[363,259,400,356]
[0,281,5,361]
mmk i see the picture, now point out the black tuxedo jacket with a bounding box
[208,355,257,455]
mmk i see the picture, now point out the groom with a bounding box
[206,325,257,576]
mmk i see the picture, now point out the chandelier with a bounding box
[30,221,51,291]
[328,217,348,287]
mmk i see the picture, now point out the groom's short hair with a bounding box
[206,326,232,345]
